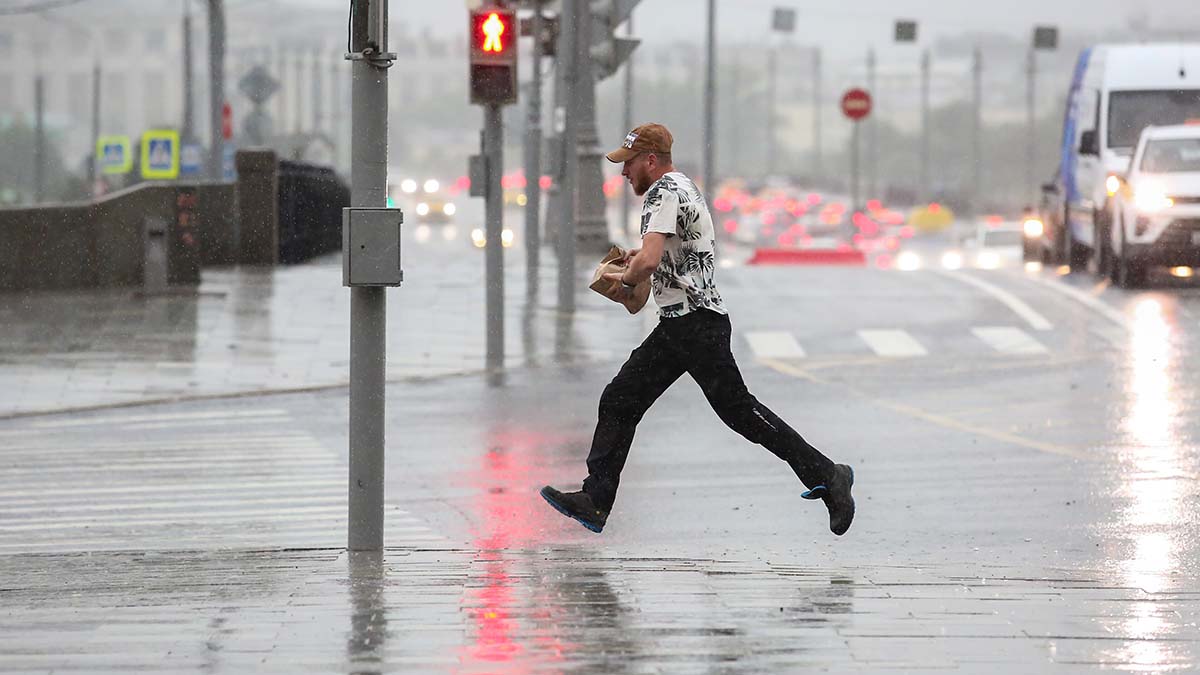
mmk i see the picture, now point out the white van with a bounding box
[1030,43,1200,267]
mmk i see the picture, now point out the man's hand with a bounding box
[623,248,641,264]
[602,271,633,297]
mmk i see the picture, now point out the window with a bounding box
[1140,138,1200,173]
[0,33,12,58]
[1108,89,1200,149]
[0,74,12,113]
[105,72,126,131]
[68,73,89,122]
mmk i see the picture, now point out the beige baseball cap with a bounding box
[605,123,674,163]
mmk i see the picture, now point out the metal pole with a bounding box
[183,0,195,143]
[729,50,739,178]
[485,103,505,373]
[313,51,323,134]
[972,46,982,219]
[557,0,579,314]
[525,1,544,293]
[1026,48,1036,206]
[207,0,226,180]
[920,48,930,202]
[866,47,876,200]
[812,48,821,185]
[348,0,389,552]
[702,0,716,200]
[90,63,101,196]
[851,121,860,212]
[572,1,609,254]
[34,75,44,204]
[767,47,776,176]
[620,12,633,240]
[294,48,304,134]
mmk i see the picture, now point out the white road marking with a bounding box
[1020,273,1128,329]
[29,409,292,429]
[0,479,344,501]
[744,331,806,359]
[934,270,1053,331]
[857,330,929,357]
[972,326,1049,355]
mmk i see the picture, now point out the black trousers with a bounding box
[582,309,835,512]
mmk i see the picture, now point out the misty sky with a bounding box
[277,0,1196,61]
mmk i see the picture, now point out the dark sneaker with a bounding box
[540,486,608,533]
[800,464,855,536]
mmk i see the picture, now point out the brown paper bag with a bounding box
[589,245,651,314]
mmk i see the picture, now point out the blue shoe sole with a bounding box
[540,488,604,533]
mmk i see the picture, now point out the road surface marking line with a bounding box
[857,330,928,357]
[0,495,350,515]
[0,506,353,532]
[0,479,344,500]
[934,270,1053,331]
[759,358,1090,461]
[1020,273,1128,329]
[0,458,341,476]
[30,408,292,429]
[745,331,806,359]
[971,326,1049,355]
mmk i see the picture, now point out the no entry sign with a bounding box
[841,88,872,121]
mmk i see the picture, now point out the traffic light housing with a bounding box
[589,0,640,81]
[469,7,518,105]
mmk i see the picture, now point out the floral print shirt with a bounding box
[640,172,727,318]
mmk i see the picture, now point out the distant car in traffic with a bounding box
[967,221,1025,269]
[1106,123,1200,287]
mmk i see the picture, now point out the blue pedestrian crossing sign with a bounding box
[141,129,180,180]
[96,135,133,175]
[180,143,204,178]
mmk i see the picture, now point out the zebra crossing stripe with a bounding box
[857,330,928,357]
[972,326,1048,355]
[745,331,806,359]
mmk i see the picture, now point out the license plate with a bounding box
[1192,231,1200,245]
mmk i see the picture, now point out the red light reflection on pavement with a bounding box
[457,429,574,673]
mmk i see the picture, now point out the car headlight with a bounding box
[471,228,486,248]
[1105,174,1121,197]
[1022,218,1044,237]
[977,251,1000,269]
[400,179,418,194]
[1134,186,1174,212]
[501,229,515,248]
[443,202,456,216]
[896,251,922,271]
[941,251,963,270]
[423,179,440,194]
[416,202,430,216]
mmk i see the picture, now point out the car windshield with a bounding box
[983,230,1023,247]
[1140,138,1200,173]
[1107,90,1200,149]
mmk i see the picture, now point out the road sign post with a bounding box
[841,88,872,214]
[469,5,517,375]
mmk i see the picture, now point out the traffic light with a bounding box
[589,0,640,81]
[469,7,518,105]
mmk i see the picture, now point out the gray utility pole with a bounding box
[347,0,392,552]
[182,0,195,143]
[34,75,44,204]
[766,47,777,176]
[1026,48,1036,206]
[972,46,983,218]
[313,51,323,133]
[866,48,877,200]
[620,14,634,240]
[556,0,579,314]
[524,1,544,296]
[702,0,716,201]
[90,64,101,196]
[920,48,930,202]
[484,102,505,373]
[207,0,226,180]
[572,2,610,255]
[812,49,821,185]
[294,48,305,134]
[850,116,861,212]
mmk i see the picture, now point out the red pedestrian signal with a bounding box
[469,7,517,105]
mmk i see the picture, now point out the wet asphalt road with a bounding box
[2,234,1200,672]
